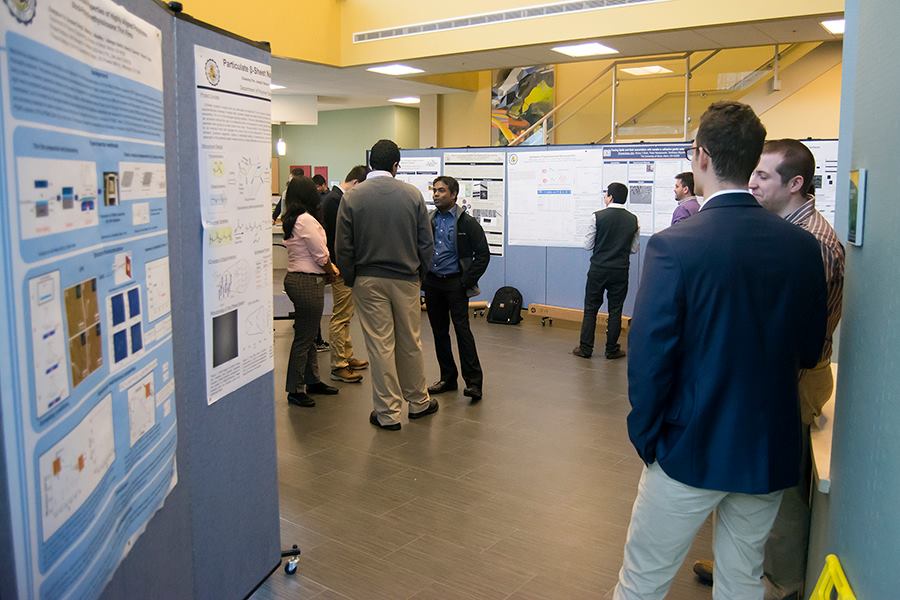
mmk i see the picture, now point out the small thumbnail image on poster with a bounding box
[629,185,653,205]
[64,278,103,387]
[212,309,239,367]
[104,171,119,206]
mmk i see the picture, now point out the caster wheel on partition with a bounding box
[284,557,299,575]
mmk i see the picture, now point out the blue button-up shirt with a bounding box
[431,207,459,275]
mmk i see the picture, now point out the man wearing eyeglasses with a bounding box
[613,102,827,600]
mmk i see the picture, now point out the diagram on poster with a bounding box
[17,157,99,239]
[443,152,506,256]
[39,395,116,541]
[195,44,274,404]
[397,155,441,209]
[29,272,69,416]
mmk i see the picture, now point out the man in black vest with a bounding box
[573,182,639,360]
[424,176,491,402]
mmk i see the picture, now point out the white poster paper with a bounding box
[194,45,274,404]
[397,154,442,209]
[443,152,506,256]
[0,2,177,598]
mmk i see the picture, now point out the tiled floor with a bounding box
[252,311,712,599]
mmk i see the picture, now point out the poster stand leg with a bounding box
[281,544,301,575]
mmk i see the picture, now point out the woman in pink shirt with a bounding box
[282,177,340,407]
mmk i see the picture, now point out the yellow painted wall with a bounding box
[340,0,842,66]
[438,72,492,147]
[182,0,341,64]
[182,0,841,66]
[757,63,842,138]
[434,44,840,147]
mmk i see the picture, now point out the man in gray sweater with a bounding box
[335,139,438,430]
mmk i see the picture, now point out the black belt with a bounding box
[288,271,325,277]
[429,271,460,279]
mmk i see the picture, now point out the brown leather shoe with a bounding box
[347,357,369,370]
[330,367,363,383]
[692,559,713,586]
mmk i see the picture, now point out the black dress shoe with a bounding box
[369,411,401,430]
[572,346,592,358]
[463,386,482,402]
[427,380,458,394]
[605,349,626,360]
[287,392,315,407]
[408,399,439,420]
[307,381,339,395]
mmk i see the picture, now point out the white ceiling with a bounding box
[271,14,843,112]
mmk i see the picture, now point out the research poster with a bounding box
[507,148,607,247]
[397,154,441,210]
[0,2,177,598]
[600,144,693,234]
[443,152,506,256]
[802,139,838,225]
[194,45,274,405]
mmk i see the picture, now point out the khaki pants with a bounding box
[329,276,355,370]
[615,463,783,600]
[352,276,430,425]
[799,358,834,426]
[762,358,834,595]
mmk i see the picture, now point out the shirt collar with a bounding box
[367,170,393,179]
[677,195,697,205]
[607,203,627,209]
[784,197,817,226]
[699,189,750,210]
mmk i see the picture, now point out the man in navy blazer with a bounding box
[613,102,826,600]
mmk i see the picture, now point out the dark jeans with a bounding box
[284,272,324,393]
[423,273,483,388]
[579,267,628,356]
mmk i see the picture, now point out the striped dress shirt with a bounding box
[785,197,845,361]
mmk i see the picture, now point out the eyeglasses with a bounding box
[684,145,712,160]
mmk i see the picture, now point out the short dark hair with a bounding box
[312,174,327,186]
[432,175,459,198]
[696,101,767,185]
[607,182,628,204]
[762,139,815,193]
[675,172,694,195]
[290,167,305,177]
[344,165,368,184]
[369,139,400,172]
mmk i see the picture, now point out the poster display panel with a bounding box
[0,2,177,597]
[194,45,274,404]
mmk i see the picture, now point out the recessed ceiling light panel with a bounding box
[820,19,845,35]
[389,97,421,104]
[367,64,425,76]
[620,65,674,76]
[551,42,619,58]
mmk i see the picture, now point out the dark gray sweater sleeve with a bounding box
[335,194,355,286]
[416,199,434,280]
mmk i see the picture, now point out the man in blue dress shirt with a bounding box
[423,176,490,402]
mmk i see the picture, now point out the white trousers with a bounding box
[614,462,784,600]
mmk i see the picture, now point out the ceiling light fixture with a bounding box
[388,97,421,104]
[366,64,425,76]
[270,83,286,90]
[551,42,619,58]
[620,65,674,76]
[276,121,287,156]
[820,19,845,35]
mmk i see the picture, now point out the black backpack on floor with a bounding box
[487,286,523,325]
